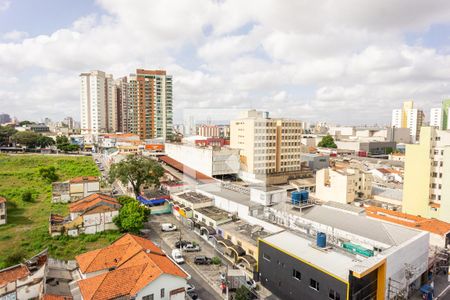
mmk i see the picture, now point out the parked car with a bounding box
[194,256,212,265]
[174,240,190,248]
[186,283,195,293]
[183,243,201,252]
[187,291,198,300]
[161,223,177,232]
[171,249,184,264]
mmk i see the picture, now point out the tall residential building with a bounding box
[402,126,450,222]
[127,69,173,140]
[391,100,424,143]
[80,70,117,135]
[115,77,128,132]
[230,110,303,180]
[430,107,442,129]
[0,113,11,125]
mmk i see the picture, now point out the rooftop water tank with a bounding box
[317,232,326,248]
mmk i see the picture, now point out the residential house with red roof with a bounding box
[49,193,121,236]
[75,234,189,300]
[0,250,48,300]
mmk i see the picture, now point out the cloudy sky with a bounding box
[1,0,450,125]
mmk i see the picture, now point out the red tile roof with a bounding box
[69,193,120,213]
[0,196,6,204]
[159,155,214,183]
[69,176,98,184]
[366,206,450,236]
[77,234,188,300]
[0,265,29,286]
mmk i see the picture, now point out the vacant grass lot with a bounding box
[0,154,121,268]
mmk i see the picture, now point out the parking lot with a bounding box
[150,214,228,295]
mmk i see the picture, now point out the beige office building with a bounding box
[230,110,304,182]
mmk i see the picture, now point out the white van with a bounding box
[171,249,184,264]
[161,223,177,232]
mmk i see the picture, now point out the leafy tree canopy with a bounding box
[0,125,16,146]
[318,134,337,148]
[113,200,149,233]
[18,120,35,126]
[39,166,59,182]
[109,155,164,196]
[235,286,251,300]
[12,131,41,148]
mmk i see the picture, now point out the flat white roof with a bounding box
[261,231,360,282]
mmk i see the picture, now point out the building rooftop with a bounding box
[69,176,98,184]
[198,183,259,208]
[195,206,231,222]
[69,193,120,213]
[76,234,188,300]
[0,196,5,204]
[261,230,360,282]
[220,220,271,246]
[176,191,213,204]
[302,205,421,246]
[322,201,365,215]
[366,206,450,236]
[250,185,284,192]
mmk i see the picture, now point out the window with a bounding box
[292,269,301,280]
[310,279,319,291]
[142,294,154,300]
[160,288,165,298]
[263,253,271,262]
[329,289,340,300]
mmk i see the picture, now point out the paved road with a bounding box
[143,225,221,300]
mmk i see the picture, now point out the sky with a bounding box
[2,0,450,125]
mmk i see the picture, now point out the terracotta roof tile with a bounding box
[69,176,98,184]
[69,193,120,213]
[0,265,29,286]
[366,206,450,236]
[0,196,6,204]
[159,155,213,182]
[77,234,188,300]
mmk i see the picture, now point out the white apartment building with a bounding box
[230,110,303,181]
[80,70,117,135]
[430,108,443,129]
[315,167,372,204]
[197,124,220,137]
[391,101,424,143]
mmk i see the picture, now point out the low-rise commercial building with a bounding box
[315,167,372,204]
[258,203,429,300]
[301,153,329,171]
[334,140,396,157]
[165,142,240,177]
[76,234,189,300]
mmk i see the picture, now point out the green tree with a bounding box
[39,166,59,182]
[318,134,337,148]
[56,136,79,152]
[385,147,394,155]
[109,155,164,196]
[235,286,251,300]
[0,125,17,146]
[56,135,69,145]
[18,120,35,126]
[12,131,41,148]
[116,195,136,205]
[113,200,149,233]
[36,135,55,148]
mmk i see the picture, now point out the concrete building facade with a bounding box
[403,127,450,222]
[391,101,424,143]
[230,110,304,181]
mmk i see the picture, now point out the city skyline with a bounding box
[2,1,450,124]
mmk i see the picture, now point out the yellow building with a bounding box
[403,127,450,222]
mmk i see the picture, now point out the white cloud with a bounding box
[0,0,10,12]
[1,0,450,124]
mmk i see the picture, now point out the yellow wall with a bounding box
[402,127,432,217]
[439,147,450,222]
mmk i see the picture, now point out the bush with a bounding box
[116,195,136,206]
[211,256,222,265]
[5,250,25,266]
[22,191,33,202]
[39,166,59,182]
